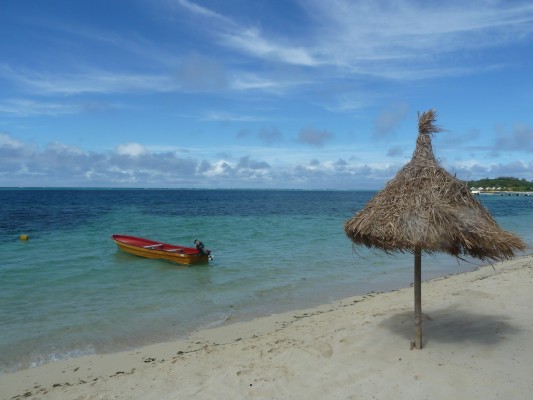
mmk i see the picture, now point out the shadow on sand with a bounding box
[380,306,521,346]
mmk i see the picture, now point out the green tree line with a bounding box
[466,177,533,191]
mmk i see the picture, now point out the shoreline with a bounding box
[1,253,499,376]
[2,254,533,399]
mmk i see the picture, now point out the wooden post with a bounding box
[414,247,423,349]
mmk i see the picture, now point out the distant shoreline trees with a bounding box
[465,177,533,192]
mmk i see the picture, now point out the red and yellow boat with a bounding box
[112,234,211,265]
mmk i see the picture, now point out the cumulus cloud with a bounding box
[1,133,531,189]
[0,134,278,187]
[237,155,271,171]
[334,158,349,171]
[452,159,533,181]
[488,160,532,177]
[201,156,271,183]
[387,145,404,157]
[494,123,533,152]
[116,143,148,157]
[45,142,83,155]
[197,159,212,174]
[0,133,25,150]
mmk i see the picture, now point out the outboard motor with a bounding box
[194,239,213,260]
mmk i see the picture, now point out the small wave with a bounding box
[0,345,96,375]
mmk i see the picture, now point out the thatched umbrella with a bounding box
[344,109,525,349]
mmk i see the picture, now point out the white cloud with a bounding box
[0,133,25,149]
[0,132,530,188]
[176,1,317,66]
[2,1,532,190]
[229,72,308,94]
[171,0,533,82]
[0,98,83,116]
[176,0,232,24]
[308,0,533,64]
[116,143,148,157]
[1,64,177,95]
[220,28,317,66]
[202,112,262,122]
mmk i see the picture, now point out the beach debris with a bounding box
[344,109,526,350]
[109,368,135,377]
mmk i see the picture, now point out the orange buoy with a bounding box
[19,235,29,240]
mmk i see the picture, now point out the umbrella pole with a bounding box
[414,247,423,349]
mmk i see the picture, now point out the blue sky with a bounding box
[1,0,532,189]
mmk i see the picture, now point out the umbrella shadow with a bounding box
[380,306,521,346]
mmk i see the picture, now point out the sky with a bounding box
[1,0,533,189]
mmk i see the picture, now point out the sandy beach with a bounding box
[2,254,532,400]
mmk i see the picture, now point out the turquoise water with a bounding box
[0,189,531,373]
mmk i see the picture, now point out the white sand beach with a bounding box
[2,255,532,400]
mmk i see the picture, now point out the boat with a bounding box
[112,234,211,265]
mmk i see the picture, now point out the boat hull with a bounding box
[112,235,209,265]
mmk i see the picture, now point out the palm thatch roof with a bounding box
[344,109,525,261]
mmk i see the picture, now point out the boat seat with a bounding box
[143,244,163,249]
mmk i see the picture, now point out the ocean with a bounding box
[1,189,531,373]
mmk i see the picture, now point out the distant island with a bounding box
[466,177,533,192]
